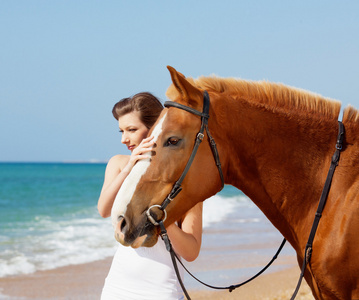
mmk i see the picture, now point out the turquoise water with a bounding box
[0,163,104,224]
[0,162,252,278]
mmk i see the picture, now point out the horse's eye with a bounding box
[165,137,180,147]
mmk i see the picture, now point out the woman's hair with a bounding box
[112,92,163,129]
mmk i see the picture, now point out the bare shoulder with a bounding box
[106,154,130,173]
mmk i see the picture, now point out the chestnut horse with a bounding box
[111,66,359,299]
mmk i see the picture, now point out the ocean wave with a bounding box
[0,192,252,278]
[0,213,118,278]
[203,194,250,227]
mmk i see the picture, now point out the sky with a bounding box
[1,1,358,162]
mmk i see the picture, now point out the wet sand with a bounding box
[0,256,314,300]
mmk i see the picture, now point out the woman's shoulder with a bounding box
[106,154,130,171]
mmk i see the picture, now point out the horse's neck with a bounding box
[215,98,339,250]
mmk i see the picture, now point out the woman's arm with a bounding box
[98,136,155,218]
[97,155,130,218]
[165,202,203,262]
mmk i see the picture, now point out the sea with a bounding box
[0,162,295,286]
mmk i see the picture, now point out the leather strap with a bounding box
[290,121,345,300]
[159,221,191,299]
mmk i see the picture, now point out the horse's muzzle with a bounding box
[114,213,158,248]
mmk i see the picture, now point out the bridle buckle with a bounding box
[197,132,204,141]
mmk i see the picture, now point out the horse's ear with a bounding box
[167,66,203,109]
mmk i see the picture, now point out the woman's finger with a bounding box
[140,136,155,145]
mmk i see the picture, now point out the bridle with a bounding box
[146,90,225,226]
[144,90,345,300]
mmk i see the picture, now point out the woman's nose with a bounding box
[121,132,129,144]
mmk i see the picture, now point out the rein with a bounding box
[290,120,345,299]
[160,220,287,299]
[146,90,345,299]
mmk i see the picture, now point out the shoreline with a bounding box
[0,257,314,300]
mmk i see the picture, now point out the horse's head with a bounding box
[111,66,224,248]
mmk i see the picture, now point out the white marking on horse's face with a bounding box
[111,113,167,228]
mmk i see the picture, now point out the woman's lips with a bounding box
[128,145,135,151]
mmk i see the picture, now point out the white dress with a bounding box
[101,237,184,300]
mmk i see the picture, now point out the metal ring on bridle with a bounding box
[146,204,167,226]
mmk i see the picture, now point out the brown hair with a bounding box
[112,92,163,129]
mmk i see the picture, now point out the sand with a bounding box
[0,257,314,300]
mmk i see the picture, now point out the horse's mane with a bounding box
[167,74,359,123]
[343,106,359,123]
[192,75,343,120]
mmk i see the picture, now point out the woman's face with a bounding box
[118,111,149,152]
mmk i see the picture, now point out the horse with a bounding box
[111,66,359,299]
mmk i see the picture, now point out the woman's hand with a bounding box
[98,136,155,218]
[122,136,155,173]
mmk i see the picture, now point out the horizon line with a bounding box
[0,160,109,164]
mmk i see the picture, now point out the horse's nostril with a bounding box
[116,215,127,232]
[121,219,126,231]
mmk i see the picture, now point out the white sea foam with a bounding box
[0,212,118,278]
[202,194,249,227]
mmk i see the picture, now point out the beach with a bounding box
[0,256,313,300]
[0,208,315,300]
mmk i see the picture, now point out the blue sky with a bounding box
[1,1,358,162]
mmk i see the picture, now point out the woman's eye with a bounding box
[166,137,180,147]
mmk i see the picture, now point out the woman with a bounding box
[98,92,203,300]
